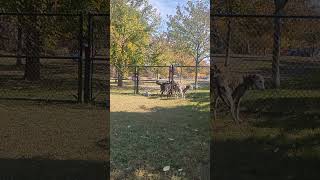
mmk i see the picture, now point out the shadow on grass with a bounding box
[242,97,320,131]
[213,94,320,179]
[111,104,210,179]
[212,136,320,180]
[0,158,108,180]
[254,60,320,90]
[0,97,77,104]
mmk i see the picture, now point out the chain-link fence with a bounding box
[88,14,109,105]
[211,14,320,114]
[110,65,210,94]
[0,13,109,104]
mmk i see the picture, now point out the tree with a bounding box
[1,0,109,81]
[110,0,159,87]
[167,0,209,89]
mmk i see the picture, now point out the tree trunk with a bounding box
[195,61,199,89]
[16,16,22,66]
[117,69,123,87]
[224,0,232,67]
[24,15,40,81]
[224,19,232,67]
[272,17,281,88]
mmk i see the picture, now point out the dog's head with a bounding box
[247,74,265,90]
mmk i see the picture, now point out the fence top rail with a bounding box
[126,65,210,68]
[0,54,78,60]
[211,14,320,19]
[211,54,271,59]
[0,12,109,16]
[0,12,81,16]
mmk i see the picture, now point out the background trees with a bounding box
[167,0,210,88]
[110,0,159,86]
[1,0,108,81]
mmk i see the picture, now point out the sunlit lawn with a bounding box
[110,88,210,179]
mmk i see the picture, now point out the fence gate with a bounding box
[84,13,109,105]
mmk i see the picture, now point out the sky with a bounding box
[149,0,189,32]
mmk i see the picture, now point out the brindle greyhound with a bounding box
[212,64,265,125]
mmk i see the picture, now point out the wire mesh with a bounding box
[91,14,109,104]
[110,65,210,95]
[0,13,110,104]
[211,15,320,113]
[0,14,81,102]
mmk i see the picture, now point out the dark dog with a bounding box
[156,80,190,98]
[156,80,172,98]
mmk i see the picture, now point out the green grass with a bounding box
[110,88,210,179]
[110,66,320,179]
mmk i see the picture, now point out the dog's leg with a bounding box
[213,96,219,122]
[235,97,243,123]
[219,87,240,125]
[211,94,220,131]
[178,87,182,99]
[160,86,164,98]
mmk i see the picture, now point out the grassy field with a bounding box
[110,56,320,179]
[110,88,210,179]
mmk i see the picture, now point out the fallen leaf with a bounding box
[163,166,170,172]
